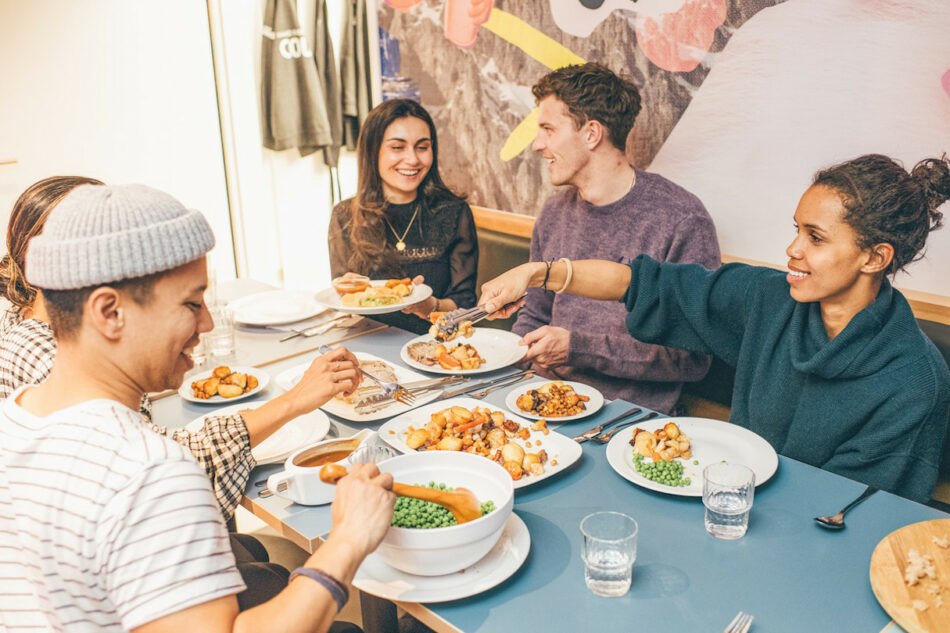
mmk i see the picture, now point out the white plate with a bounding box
[504,380,604,421]
[399,329,527,375]
[605,416,779,497]
[353,513,530,603]
[314,281,433,315]
[186,402,331,465]
[229,290,326,326]
[179,366,269,404]
[377,397,582,490]
[273,352,444,422]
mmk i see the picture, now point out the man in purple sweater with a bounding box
[513,63,721,413]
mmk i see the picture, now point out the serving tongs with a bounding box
[433,295,527,341]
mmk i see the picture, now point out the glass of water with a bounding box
[703,462,755,539]
[209,305,236,360]
[579,511,638,597]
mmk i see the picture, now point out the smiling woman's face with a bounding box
[377,116,433,204]
[785,185,874,305]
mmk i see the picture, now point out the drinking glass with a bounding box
[579,511,638,597]
[703,462,755,539]
[348,443,399,465]
[188,333,209,369]
[209,305,236,359]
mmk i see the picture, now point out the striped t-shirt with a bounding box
[0,389,245,631]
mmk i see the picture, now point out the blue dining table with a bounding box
[153,286,944,633]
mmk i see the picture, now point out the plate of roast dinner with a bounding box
[400,328,527,375]
[377,397,582,489]
[605,417,779,497]
[314,276,433,315]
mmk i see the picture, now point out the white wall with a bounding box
[210,0,365,291]
[0,0,236,279]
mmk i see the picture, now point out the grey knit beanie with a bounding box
[25,183,216,290]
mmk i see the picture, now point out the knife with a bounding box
[572,405,643,443]
[437,368,533,400]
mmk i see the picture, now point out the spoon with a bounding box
[814,486,878,530]
[319,463,483,524]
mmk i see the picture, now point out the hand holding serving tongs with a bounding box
[433,295,527,341]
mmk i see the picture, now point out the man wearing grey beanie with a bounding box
[0,183,396,632]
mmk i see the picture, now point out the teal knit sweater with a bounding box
[623,256,950,502]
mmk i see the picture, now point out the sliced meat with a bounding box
[406,341,439,366]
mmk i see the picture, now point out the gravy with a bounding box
[294,448,353,468]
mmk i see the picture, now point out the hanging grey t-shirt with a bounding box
[261,0,332,155]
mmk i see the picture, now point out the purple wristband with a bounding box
[289,567,349,611]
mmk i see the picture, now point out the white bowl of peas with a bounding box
[376,451,514,576]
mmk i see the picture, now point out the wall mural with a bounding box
[378,0,950,295]
[378,0,782,217]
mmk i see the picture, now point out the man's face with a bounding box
[120,258,213,393]
[532,96,592,187]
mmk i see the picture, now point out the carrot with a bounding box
[454,414,489,435]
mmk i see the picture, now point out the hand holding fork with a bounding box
[318,344,415,406]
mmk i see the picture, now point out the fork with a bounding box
[592,412,660,444]
[318,344,415,406]
[572,406,643,443]
[723,611,754,633]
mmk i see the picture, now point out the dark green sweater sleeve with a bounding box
[623,256,768,366]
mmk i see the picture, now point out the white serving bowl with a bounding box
[375,451,514,576]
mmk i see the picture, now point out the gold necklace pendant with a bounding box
[384,204,420,254]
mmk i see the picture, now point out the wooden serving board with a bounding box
[870,519,950,633]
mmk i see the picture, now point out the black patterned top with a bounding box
[329,196,479,334]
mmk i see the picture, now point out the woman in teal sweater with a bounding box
[481,154,950,502]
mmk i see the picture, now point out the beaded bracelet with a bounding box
[289,567,349,612]
[554,258,573,295]
[542,259,554,291]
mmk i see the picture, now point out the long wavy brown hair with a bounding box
[0,176,104,309]
[347,99,462,273]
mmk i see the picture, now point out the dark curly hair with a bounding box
[532,62,641,152]
[813,154,949,275]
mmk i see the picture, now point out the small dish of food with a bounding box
[179,365,269,404]
[505,380,604,421]
[315,279,433,315]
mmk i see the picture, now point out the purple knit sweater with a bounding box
[512,168,721,413]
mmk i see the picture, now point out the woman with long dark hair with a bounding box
[480,154,950,502]
[329,99,477,334]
